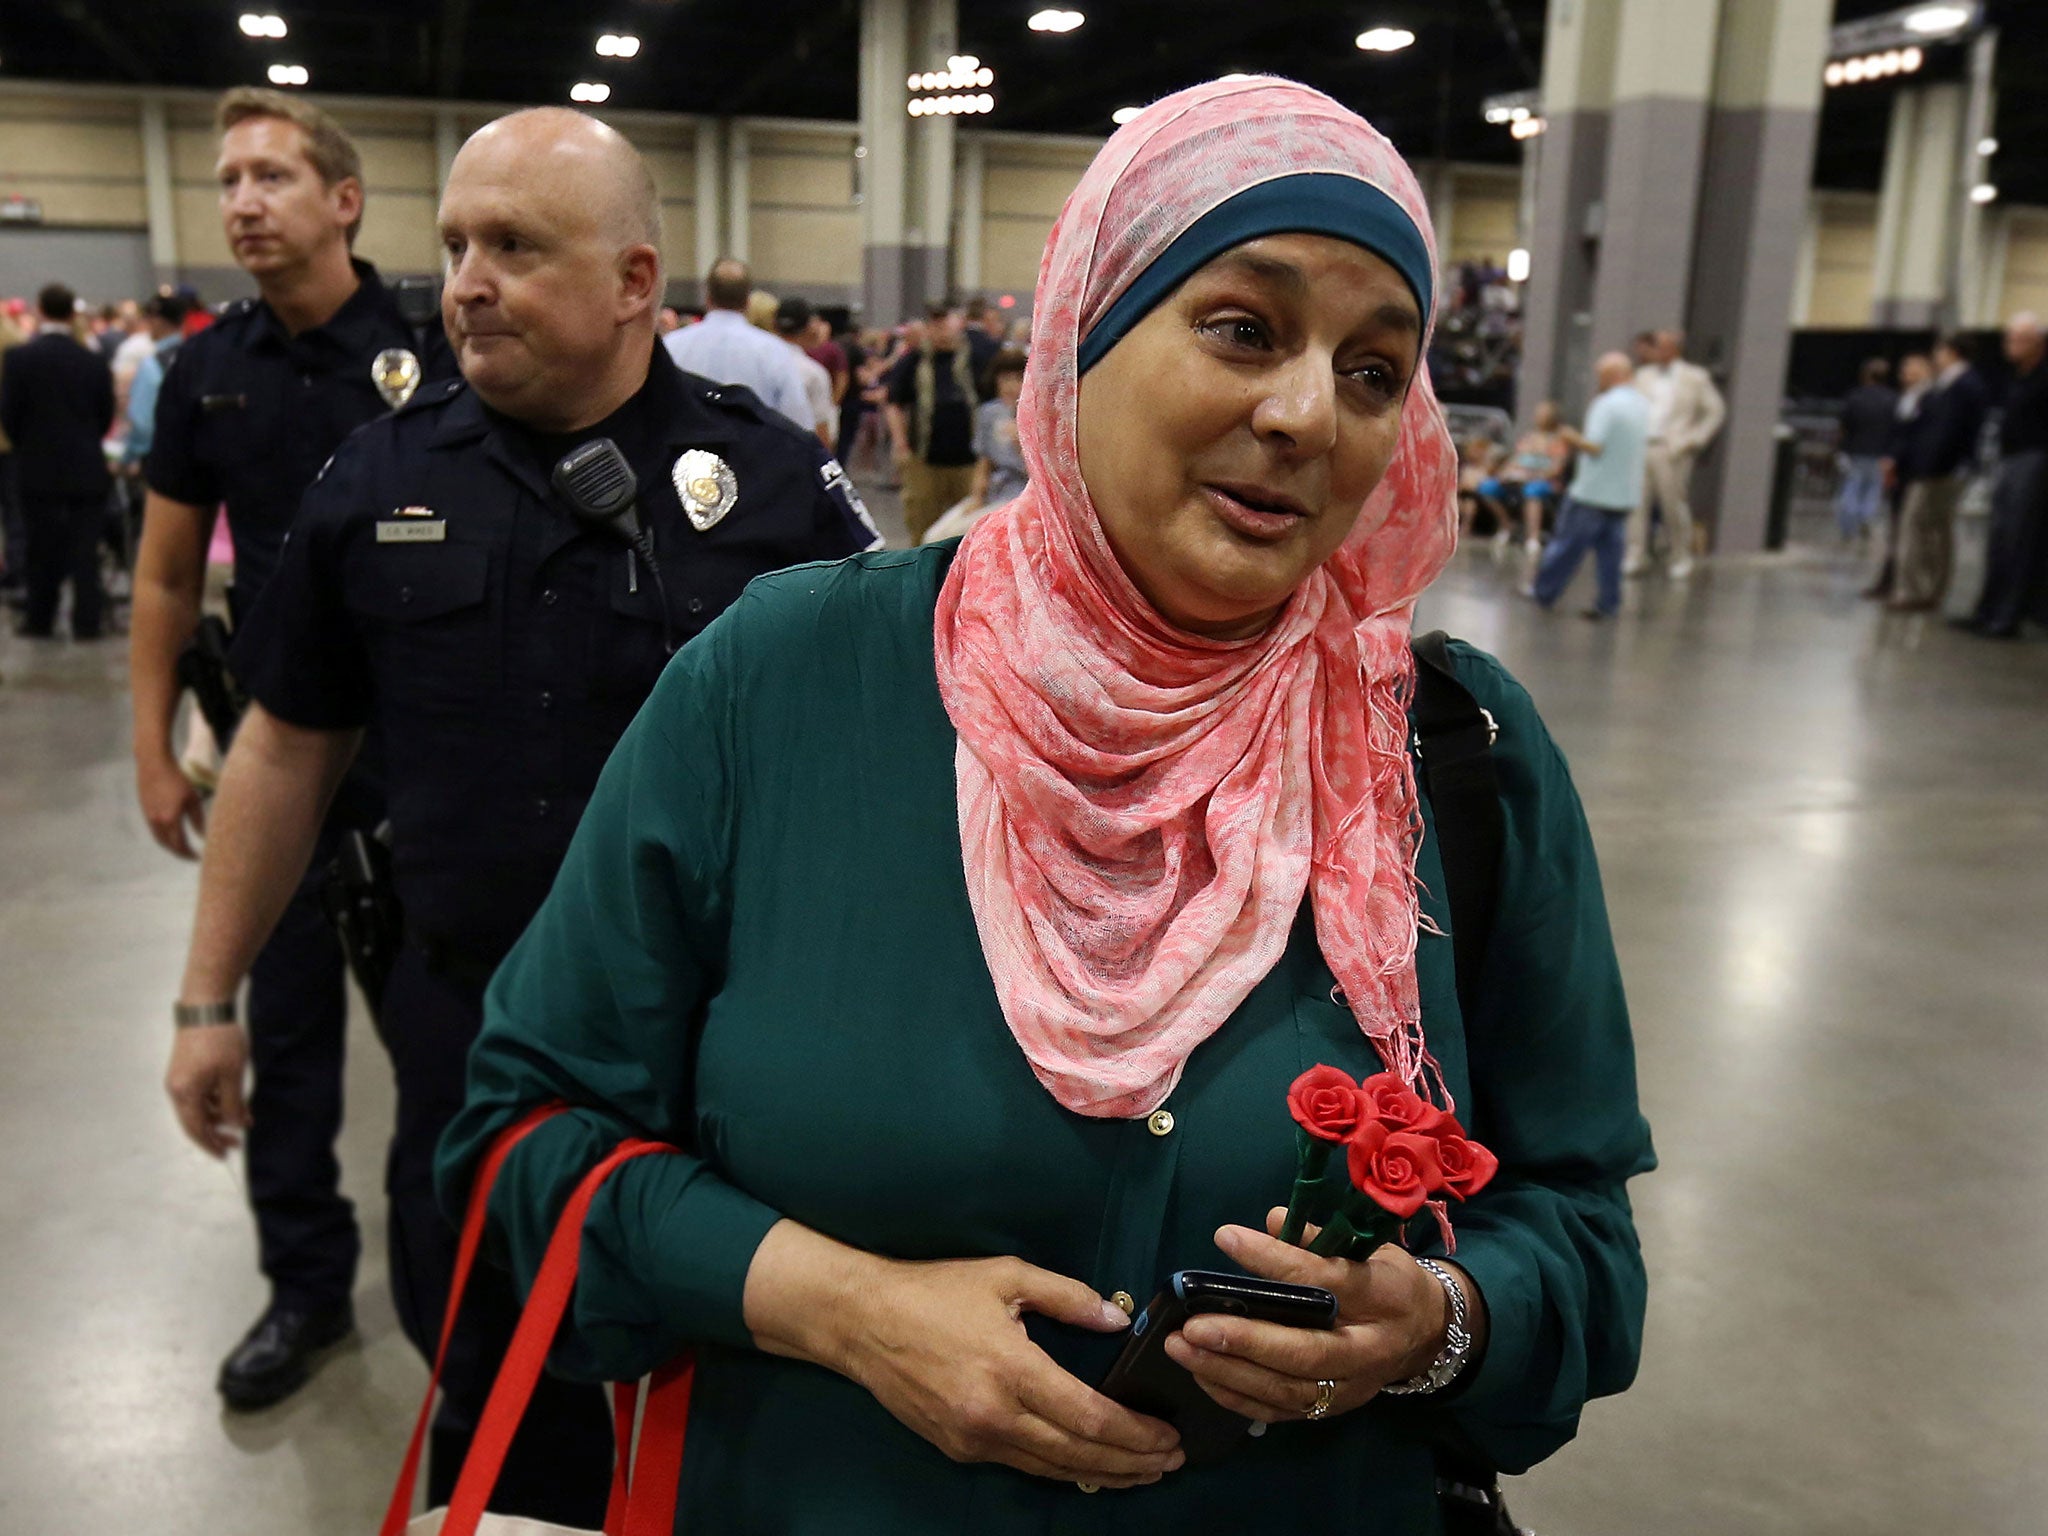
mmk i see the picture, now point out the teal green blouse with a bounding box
[439,543,1655,1534]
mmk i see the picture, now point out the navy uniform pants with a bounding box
[381,943,613,1523]
[245,814,360,1312]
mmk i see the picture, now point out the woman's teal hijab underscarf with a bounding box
[1076,172,1434,377]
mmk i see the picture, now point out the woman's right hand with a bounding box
[744,1221,1184,1488]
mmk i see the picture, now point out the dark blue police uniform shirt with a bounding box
[144,258,455,612]
[230,345,882,965]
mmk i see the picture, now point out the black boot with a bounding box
[217,1299,355,1410]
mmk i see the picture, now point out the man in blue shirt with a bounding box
[1530,351,1652,620]
[120,293,188,465]
[661,257,812,431]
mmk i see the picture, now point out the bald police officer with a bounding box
[165,109,877,1521]
[137,87,454,1412]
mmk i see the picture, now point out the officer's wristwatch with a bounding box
[1380,1257,1475,1396]
[173,1000,238,1029]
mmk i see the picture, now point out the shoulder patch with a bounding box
[819,457,883,548]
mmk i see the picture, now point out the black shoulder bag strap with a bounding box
[1410,630,1505,1020]
[1409,631,1526,1536]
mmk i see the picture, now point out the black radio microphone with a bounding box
[551,438,676,653]
[552,437,643,541]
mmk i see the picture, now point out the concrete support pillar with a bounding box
[1977,206,2012,327]
[1425,161,1457,262]
[725,121,752,265]
[955,133,985,296]
[140,95,178,286]
[1516,136,1541,258]
[859,0,958,322]
[1790,200,1820,328]
[1518,0,1621,425]
[1586,0,1721,356]
[1520,0,1828,551]
[1869,84,1965,328]
[1953,29,1999,327]
[859,0,912,322]
[694,116,726,288]
[433,107,462,204]
[1683,0,1832,554]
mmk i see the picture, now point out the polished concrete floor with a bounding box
[2,495,2045,1534]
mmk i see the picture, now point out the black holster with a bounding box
[320,823,403,1016]
[174,614,248,747]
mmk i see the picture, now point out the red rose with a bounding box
[1288,1065,1368,1142]
[1434,1135,1500,1200]
[1345,1127,1445,1219]
[1358,1072,1453,1136]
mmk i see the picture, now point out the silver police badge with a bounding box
[371,347,422,409]
[672,449,739,532]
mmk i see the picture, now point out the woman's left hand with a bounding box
[1162,1207,1475,1424]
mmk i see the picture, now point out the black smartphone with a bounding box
[1099,1270,1340,1465]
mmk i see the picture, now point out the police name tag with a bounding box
[376,520,447,543]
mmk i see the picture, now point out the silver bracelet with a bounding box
[1381,1257,1475,1396]
[173,1000,238,1029]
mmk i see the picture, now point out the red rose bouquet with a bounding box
[1279,1065,1499,1259]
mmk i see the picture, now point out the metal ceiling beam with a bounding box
[56,0,156,83]
[720,0,856,115]
[437,0,472,97]
[1481,0,1540,86]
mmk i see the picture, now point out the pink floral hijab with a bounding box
[933,78,1460,1119]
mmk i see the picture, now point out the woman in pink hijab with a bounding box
[446,77,1653,1531]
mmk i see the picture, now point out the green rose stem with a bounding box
[1278,1133,1334,1247]
[1307,1207,1367,1259]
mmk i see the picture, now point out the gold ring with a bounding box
[1306,1378,1336,1420]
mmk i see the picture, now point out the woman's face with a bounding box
[996,370,1024,407]
[1076,233,1421,639]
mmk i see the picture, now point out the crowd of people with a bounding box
[0,79,1666,1536]
[1447,327,1727,619]
[1829,320,2048,635]
[5,61,2047,1536]
[0,267,1037,646]
[0,285,206,636]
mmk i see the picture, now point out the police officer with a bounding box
[165,108,878,1523]
[140,87,452,1411]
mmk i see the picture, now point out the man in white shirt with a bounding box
[663,257,812,432]
[1625,328,1725,578]
[774,296,837,448]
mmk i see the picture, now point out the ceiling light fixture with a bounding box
[266,62,309,85]
[1977,136,1998,156]
[1112,106,1141,125]
[1970,182,1998,204]
[239,13,288,39]
[570,81,611,103]
[596,33,640,58]
[1825,46,1924,87]
[907,58,997,116]
[1506,249,1531,283]
[1027,9,1084,32]
[1509,116,1546,140]
[1902,4,1972,35]
[1355,27,1416,53]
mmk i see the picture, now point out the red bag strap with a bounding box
[379,1102,565,1536]
[437,1135,676,1534]
[621,1358,694,1536]
[378,1108,699,1536]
